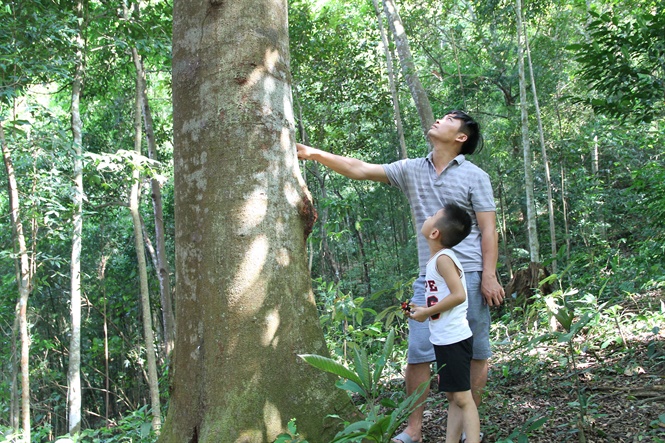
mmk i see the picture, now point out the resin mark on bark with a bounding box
[299,192,317,240]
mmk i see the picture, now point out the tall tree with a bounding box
[160,0,355,441]
[129,0,176,357]
[372,0,407,160]
[67,0,85,434]
[382,0,435,143]
[1,119,33,443]
[525,25,557,273]
[516,0,540,263]
[130,62,162,432]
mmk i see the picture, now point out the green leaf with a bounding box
[298,354,363,387]
[336,379,366,396]
[352,346,372,392]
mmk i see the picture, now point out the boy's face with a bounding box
[421,208,445,238]
[427,114,467,145]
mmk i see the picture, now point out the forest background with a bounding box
[0,0,663,441]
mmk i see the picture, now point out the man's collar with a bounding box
[426,152,466,165]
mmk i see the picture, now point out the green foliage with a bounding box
[570,8,665,123]
[274,419,310,443]
[314,278,409,364]
[60,405,157,443]
[495,414,549,443]
[300,330,428,443]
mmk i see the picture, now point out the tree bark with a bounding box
[161,1,356,441]
[382,0,435,146]
[67,0,85,433]
[1,119,32,443]
[515,0,540,263]
[130,65,162,432]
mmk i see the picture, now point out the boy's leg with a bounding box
[446,391,480,443]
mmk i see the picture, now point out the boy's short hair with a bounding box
[448,110,483,155]
[435,203,472,248]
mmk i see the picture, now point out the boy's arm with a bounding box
[410,255,466,322]
[296,143,389,183]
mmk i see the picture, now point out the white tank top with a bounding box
[425,248,472,346]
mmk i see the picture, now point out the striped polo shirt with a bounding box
[382,153,496,274]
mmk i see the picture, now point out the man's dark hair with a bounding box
[448,110,483,155]
[435,203,472,248]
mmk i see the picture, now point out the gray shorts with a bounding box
[407,272,492,364]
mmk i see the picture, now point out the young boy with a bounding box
[407,203,481,443]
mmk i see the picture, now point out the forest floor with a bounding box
[400,289,665,443]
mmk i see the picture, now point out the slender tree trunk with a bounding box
[497,170,513,279]
[591,135,607,239]
[561,164,571,264]
[372,0,407,160]
[515,0,540,263]
[525,28,557,273]
[67,0,85,434]
[130,68,162,432]
[382,0,435,145]
[310,164,341,282]
[10,314,19,433]
[553,86,571,265]
[1,120,32,443]
[161,1,356,441]
[97,253,111,427]
[372,0,418,239]
[130,25,176,356]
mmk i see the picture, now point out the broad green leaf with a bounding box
[298,354,363,387]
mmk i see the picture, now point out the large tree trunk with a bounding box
[1,120,32,443]
[67,0,85,433]
[161,1,355,442]
[515,0,540,263]
[130,67,162,432]
[382,0,435,145]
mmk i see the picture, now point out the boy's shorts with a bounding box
[407,273,492,364]
[434,335,473,392]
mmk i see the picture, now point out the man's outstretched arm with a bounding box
[297,143,389,183]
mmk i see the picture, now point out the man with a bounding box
[296,111,504,443]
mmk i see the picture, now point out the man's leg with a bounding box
[464,272,492,441]
[470,358,488,407]
[394,362,431,442]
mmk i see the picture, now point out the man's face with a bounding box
[427,114,466,144]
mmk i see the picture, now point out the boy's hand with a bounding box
[408,305,429,323]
